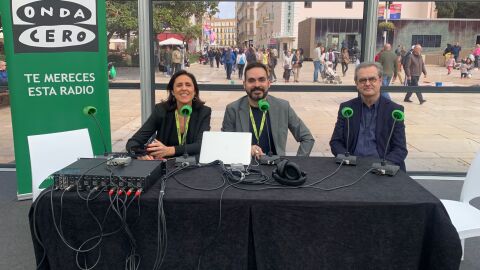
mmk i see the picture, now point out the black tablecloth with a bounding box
[30,157,462,270]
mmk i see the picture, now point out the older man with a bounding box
[222,62,314,158]
[330,62,407,170]
[404,44,427,104]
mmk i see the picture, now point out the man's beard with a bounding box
[247,87,268,101]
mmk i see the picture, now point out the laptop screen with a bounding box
[199,131,252,165]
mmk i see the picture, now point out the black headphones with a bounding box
[272,159,307,186]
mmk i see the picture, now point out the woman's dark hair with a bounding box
[165,70,204,111]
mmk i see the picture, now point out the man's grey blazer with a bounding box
[221,95,315,156]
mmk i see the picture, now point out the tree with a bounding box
[436,2,480,18]
[181,24,202,51]
[152,1,218,48]
[435,2,457,18]
[454,3,480,18]
[106,1,138,48]
[106,1,218,53]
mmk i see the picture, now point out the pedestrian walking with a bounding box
[172,47,182,74]
[312,43,322,82]
[340,47,350,77]
[237,50,246,80]
[404,44,427,105]
[268,49,278,82]
[292,49,304,83]
[283,50,293,83]
[446,54,456,75]
[377,43,398,100]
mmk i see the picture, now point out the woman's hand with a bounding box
[137,155,154,160]
[146,139,175,159]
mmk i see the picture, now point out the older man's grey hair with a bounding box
[354,62,383,82]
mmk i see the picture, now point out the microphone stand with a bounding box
[259,111,280,165]
[83,106,108,157]
[372,111,402,176]
[175,108,196,167]
[335,116,357,165]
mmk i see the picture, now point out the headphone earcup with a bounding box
[275,160,288,177]
[283,161,301,180]
[272,160,306,186]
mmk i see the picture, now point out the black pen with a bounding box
[145,131,157,146]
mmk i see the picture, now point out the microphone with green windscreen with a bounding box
[372,109,405,176]
[257,99,280,165]
[180,105,192,116]
[83,106,108,156]
[335,106,357,165]
[175,105,196,166]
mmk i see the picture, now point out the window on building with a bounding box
[345,1,353,9]
[411,35,442,48]
[304,1,312,8]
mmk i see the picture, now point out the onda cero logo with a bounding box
[11,0,98,53]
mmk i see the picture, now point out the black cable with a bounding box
[74,189,103,270]
[171,163,226,191]
[73,188,125,269]
[50,185,104,253]
[304,161,344,187]
[46,156,147,270]
[222,164,270,185]
[74,158,110,201]
[196,163,253,270]
[226,167,373,193]
[32,188,53,270]
[107,188,140,270]
[152,162,219,270]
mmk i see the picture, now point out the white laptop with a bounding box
[200,131,252,165]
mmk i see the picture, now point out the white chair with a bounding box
[441,151,480,260]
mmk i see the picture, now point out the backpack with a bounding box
[402,51,412,67]
[246,52,256,63]
[225,50,232,62]
[238,55,245,65]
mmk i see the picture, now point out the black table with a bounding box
[30,157,462,270]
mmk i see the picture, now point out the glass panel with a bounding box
[0,19,13,163]
[118,90,479,173]
[106,0,141,154]
[376,1,480,87]
[0,91,14,164]
[152,1,365,86]
[106,0,140,81]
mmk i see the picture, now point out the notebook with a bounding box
[199,131,252,165]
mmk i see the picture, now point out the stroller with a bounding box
[198,53,209,65]
[323,61,342,84]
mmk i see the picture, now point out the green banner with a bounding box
[0,0,111,197]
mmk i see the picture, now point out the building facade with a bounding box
[204,17,237,47]
[236,2,257,48]
[298,17,480,62]
[237,1,437,51]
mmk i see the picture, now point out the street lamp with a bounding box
[383,1,393,45]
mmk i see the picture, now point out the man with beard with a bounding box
[222,62,315,159]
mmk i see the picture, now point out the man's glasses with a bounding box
[357,76,378,84]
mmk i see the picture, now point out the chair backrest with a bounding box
[460,150,480,203]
